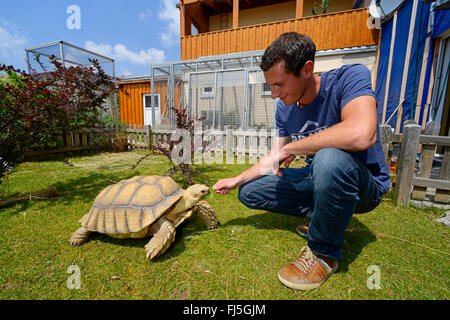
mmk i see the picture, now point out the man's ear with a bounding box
[301,60,315,77]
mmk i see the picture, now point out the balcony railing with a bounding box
[181,8,378,60]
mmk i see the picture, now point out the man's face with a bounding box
[263,60,306,106]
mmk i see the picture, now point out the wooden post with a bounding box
[236,127,245,164]
[226,126,233,164]
[395,0,419,132]
[180,0,185,37]
[81,131,88,148]
[66,132,74,149]
[380,124,393,163]
[259,128,269,159]
[145,125,153,150]
[414,12,433,124]
[73,132,81,147]
[422,39,440,130]
[248,128,258,164]
[233,0,239,29]
[296,0,304,19]
[434,129,450,203]
[382,11,397,124]
[412,121,440,200]
[394,124,421,206]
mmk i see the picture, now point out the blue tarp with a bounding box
[375,0,448,131]
[433,6,450,38]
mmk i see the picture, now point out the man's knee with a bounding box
[311,148,359,191]
[237,182,256,208]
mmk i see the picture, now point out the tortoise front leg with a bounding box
[196,200,220,230]
[69,227,91,246]
[145,218,176,260]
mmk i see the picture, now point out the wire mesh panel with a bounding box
[188,68,276,129]
[218,69,246,129]
[26,43,61,73]
[153,50,280,130]
[26,41,115,77]
[189,71,217,127]
[248,69,275,129]
[188,69,249,129]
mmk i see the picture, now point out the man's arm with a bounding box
[282,95,377,157]
[212,136,291,194]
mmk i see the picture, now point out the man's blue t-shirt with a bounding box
[275,64,391,195]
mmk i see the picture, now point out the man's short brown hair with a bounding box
[260,32,316,76]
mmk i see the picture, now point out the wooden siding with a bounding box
[181,8,378,60]
[118,80,181,127]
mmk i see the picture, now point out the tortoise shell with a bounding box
[79,176,184,236]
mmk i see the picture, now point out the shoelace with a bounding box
[292,246,317,273]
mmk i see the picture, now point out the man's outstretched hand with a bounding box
[213,147,294,193]
[213,177,240,194]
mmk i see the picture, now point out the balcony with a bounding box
[181,8,378,60]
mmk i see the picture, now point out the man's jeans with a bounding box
[238,148,382,261]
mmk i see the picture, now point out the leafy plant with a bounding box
[111,123,129,153]
[321,0,330,14]
[0,56,117,186]
[133,106,222,186]
[312,0,330,15]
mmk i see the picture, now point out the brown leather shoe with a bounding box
[296,223,309,238]
[278,246,338,290]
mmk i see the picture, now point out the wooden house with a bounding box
[180,0,378,60]
[121,0,379,128]
[117,74,182,128]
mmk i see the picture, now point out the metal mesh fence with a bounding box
[25,41,117,124]
[26,41,115,77]
[187,68,275,129]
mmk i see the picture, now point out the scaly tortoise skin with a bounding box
[69,176,220,260]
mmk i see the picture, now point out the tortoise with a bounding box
[69,176,220,260]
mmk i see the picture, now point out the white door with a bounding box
[143,94,161,126]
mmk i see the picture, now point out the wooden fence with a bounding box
[124,124,275,161]
[25,123,449,207]
[380,121,450,207]
[24,128,113,159]
[133,122,450,207]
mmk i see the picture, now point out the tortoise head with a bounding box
[183,184,209,206]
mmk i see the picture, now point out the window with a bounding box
[220,14,228,30]
[143,94,160,109]
[201,86,215,98]
[262,83,271,96]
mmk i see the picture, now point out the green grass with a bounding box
[0,151,449,300]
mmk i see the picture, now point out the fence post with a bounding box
[236,127,245,164]
[411,121,440,200]
[394,124,421,206]
[146,125,153,150]
[225,126,233,164]
[258,128,268,159]
[380,124,393,163]
[434,128,450,203]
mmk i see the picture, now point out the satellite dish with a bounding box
[369,0,383,18]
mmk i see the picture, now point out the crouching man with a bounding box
[213,32,390,290]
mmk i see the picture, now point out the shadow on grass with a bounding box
[1,171,138,217]
[74,221,199,263]
[50,172,136,205]
[222,211,377,273]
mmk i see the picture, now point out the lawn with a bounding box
[0,150,449,300]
